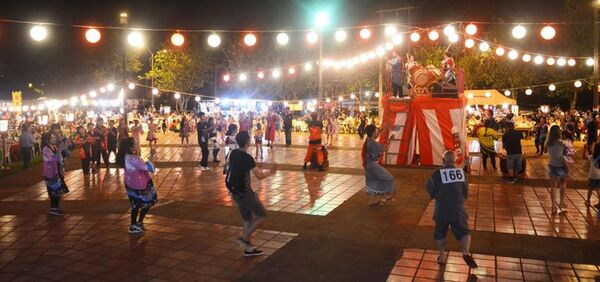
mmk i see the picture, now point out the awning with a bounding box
[464,89,516,106]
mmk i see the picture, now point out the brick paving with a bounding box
[0,214,296,281]
[3,168,364,217]
[418,183,600,240]
[1,132,600,281]
[388,248,600,281]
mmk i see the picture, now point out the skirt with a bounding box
[126,181,158,209]
[365,162,395,195]
[548,165,568,178]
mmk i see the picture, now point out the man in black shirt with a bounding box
[283,107,293,146]
[196,112,212,171]
[107,119,118,162]
[226,131,274,256]
[502,122,522,183]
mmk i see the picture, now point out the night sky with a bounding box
[0,0,568,100]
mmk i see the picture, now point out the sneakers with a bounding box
[243,249,264,257]
[200,166,211,171]
[49,209,63,216]
[128,224,144,234]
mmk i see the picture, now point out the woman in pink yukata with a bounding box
[116,137,158,234]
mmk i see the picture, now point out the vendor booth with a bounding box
[465,89,516,107]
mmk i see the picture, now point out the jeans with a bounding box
[199,142,209,167]
[284,129,292,146]
[20,147,32,169]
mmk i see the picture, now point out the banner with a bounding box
[12,91,22,113]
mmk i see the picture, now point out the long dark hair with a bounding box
[116,137,135,168]
[545,125,561,147]
[41,133,52,148]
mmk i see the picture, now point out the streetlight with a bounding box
[120,12,128,121]
[593,0,600,108]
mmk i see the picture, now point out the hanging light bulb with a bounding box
[464,39,475,48]
[238,73,248,81]
[443,25,456,37]
[85,28,101,44]
[504,90,511,96]
[465,23,478,35]
[410,32,420,42]
[195,96,201,102]
[276,32,289,45]
[512,25,527,39]
[128,83,136,90]
[567,58,576,66]
[30,25,48,41]
[495,47,505,56]
[170,32,185,46]
[89,90,97,98]
[540,25,556,40]
[304,63,313,71]
[522,54,532,62]
[556,57,566,66]
[257,71,265,79]
[478,42,490,52]
[127,30,144,47]
[428,30,439,41]
[508,50,519,60]
[448,33,459,43]
[338,96,343,102]
[586,57,595,66]
[334,30,347,42]
[288,67,296,75]
[534,55,545,65]
[223,74,231,82]
[244,33,257,46]
[525,89,533,95]
[174,92,181,99]
[272,69,281,78]
[548,84,556,91]
[546,57,556,65]
[152,88,159,95]
[359,28,371,39]
[574,80,583,88]
[207,33,221,48]
[384,25,398,37]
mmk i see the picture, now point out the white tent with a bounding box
[465,89,516,106]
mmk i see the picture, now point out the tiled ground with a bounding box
[387,248,600,282]
[140,131,365,148]
[418,183,600,240]
[3,168,365,216]
[141,145,363,169]
[0,214,296,281]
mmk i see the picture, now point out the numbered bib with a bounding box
[440,168,465,184]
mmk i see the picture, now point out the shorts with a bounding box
[548,165,568,178]
[506,154,522,172]
[255,137,263,144]
[434,218,470,241]
[231,191,267,222]
[589,179,600,189]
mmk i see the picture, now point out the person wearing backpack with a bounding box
[586,142,600,209]
[225,131,274,256]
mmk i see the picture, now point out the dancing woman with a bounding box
[362,124,395,205]
[117,137,158,234]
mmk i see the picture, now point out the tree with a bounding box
[81,31,143,84]
[145,35,214,112]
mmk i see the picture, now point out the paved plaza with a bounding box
[0,132,599,281]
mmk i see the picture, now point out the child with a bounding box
[587,142,600,208]
[116,137,158,234]
[208,117,220,163]
[42,133,68,216]
[161,119,168,134]
[254,123,264,160]
[146,118,158,152]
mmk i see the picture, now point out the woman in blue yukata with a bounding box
[362,124,396,205]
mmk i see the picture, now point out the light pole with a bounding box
[594,1,599,109]
[119,12,128,121]
[314,11,330,104]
